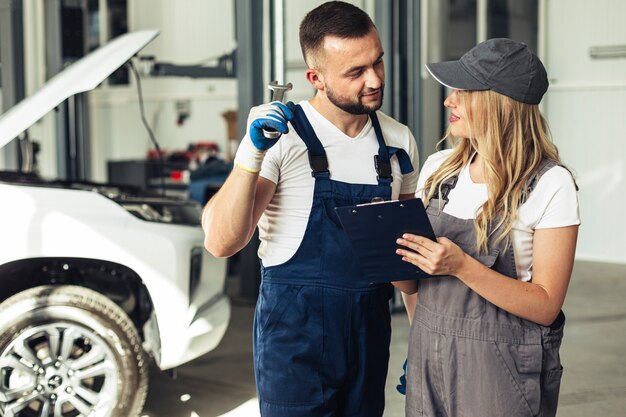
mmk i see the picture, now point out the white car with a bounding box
[0,31,230,417]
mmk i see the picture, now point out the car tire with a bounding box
[0,285,148,417]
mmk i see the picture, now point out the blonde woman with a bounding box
[393,38,580,417]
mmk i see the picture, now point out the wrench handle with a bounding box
[262,129,282,139]
[262,81,292,139]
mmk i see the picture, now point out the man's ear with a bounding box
[306,67,325,92]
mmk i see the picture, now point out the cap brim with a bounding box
[425,61,490,91]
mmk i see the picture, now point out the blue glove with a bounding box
[248,101,295,150]
[235,101,295,173]
[396,359,407,395]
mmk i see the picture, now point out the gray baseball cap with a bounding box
[425,38,548,105]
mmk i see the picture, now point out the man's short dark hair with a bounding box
[299,1,376,67]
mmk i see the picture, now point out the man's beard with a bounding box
[326,84,385,115]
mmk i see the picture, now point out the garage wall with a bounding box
[89,0,238,182]
[4,0,56,177]
[543,0,626,263]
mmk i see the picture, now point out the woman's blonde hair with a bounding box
[423,90,562,253]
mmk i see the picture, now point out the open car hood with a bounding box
[0,30,159,149]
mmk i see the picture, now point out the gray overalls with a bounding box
[406,160,566,417]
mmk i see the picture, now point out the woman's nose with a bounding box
[444,90,459,108]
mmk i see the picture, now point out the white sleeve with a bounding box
[532,166,580,229]
[415,150,453,198]
[399,129,421,195]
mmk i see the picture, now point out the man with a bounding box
[202,2,419,416]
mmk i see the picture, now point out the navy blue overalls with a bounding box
[253,105,395,417]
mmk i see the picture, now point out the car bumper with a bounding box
[157,292,231,369]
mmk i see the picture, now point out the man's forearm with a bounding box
[202,167,260,257]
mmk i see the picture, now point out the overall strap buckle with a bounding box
[309,154,330,177]
[440,175,458,203]
[374,155,393,182]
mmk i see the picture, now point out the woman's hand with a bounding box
[396,227,579,326]
[396,234,468,277]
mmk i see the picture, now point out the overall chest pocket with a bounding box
[323,197,348,229]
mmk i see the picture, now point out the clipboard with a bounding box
[335,198,436,282]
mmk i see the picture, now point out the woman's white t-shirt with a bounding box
[258,100,420,267]
[416,149,580,281]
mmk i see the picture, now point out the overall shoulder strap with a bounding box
[520,159,579,205]
[290,104,329,178]
[370,112,392,185]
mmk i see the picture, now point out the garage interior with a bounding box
[0,0,624,416]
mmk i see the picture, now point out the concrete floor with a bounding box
[141,260,626,417]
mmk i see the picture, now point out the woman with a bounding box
[394,38,580,417]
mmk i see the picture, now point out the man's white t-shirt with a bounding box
[416,149,580,281]
[258,100,420,267]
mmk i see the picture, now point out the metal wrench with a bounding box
[263,81,293,139]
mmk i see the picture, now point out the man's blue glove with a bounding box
[396,358,407,395]
[235,101,294,173]
[248,101,294,150]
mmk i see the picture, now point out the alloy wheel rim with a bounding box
[0,322,119,417]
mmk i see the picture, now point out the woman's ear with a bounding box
[306,67,325,92]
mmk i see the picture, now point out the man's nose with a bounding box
[365,67,383,89]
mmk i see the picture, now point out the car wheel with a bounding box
[0,285,148,417]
